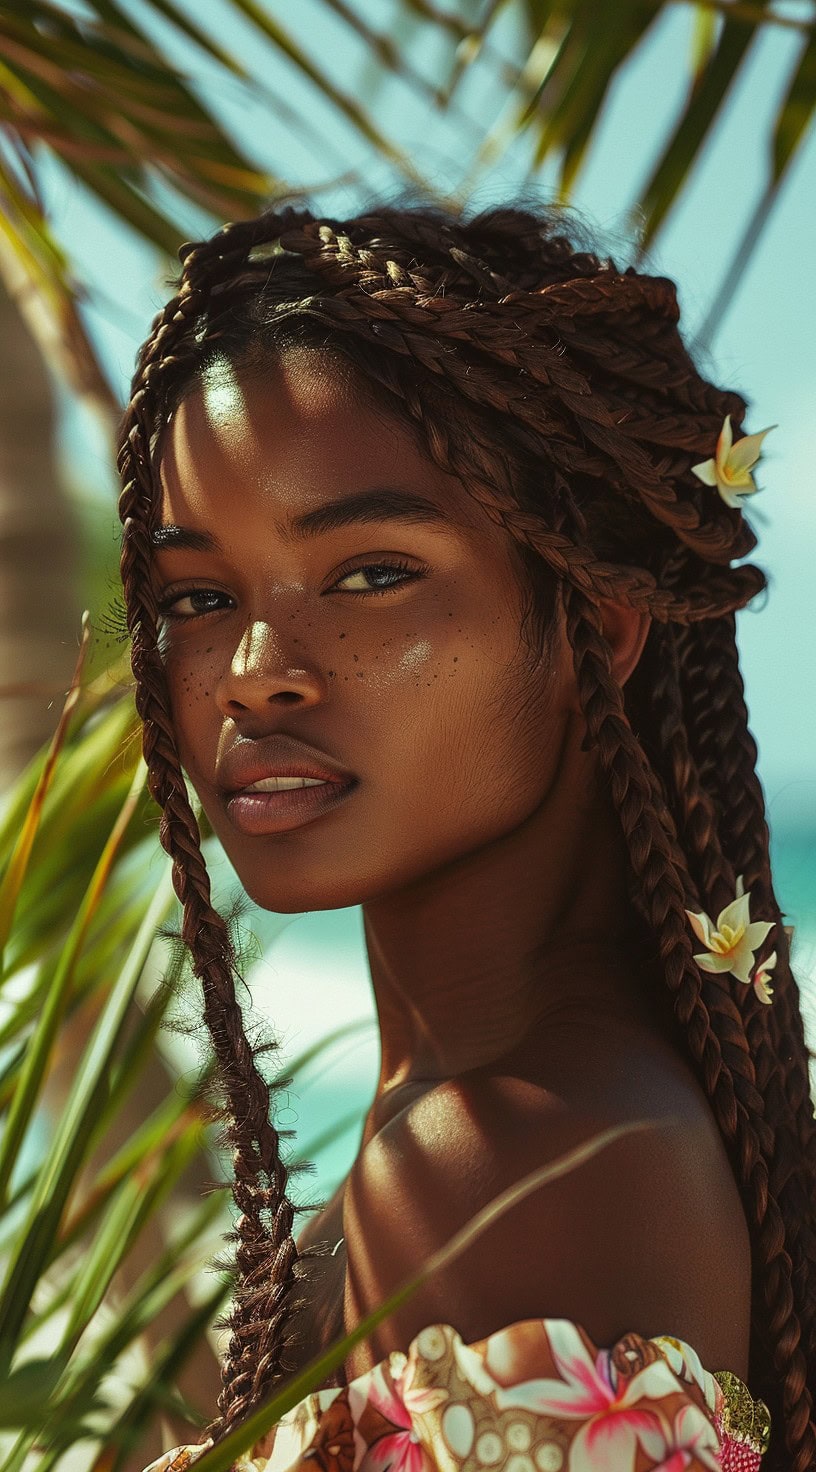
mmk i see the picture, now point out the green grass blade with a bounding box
[55,1085,211,1263]
[93,1281,231,1471]
[0,858,176,1361]
[529,3,657,178]
[689,2,719,79]
[224,0,429,189]
[0,612,90,965]
[0,759,147,1210]
[142,0,251,77]
[58,1119,207,1355]
[0,694,138,869]
[0,1040,26,1111]
[21,1191,224,1415]
[64,1193,227,1396]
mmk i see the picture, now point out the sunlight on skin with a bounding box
[154,346,656,1098]
[200,356,247,427]
[149,347,757,1386]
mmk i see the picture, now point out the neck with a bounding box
[361,709,662,1112]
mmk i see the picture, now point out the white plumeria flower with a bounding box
[651,1335,718,1414]
[691,414,777,509]
[752,950,777,1006]
[685,875,774,987]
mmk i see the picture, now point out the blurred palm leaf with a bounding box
[0,0,283,243]
[474,1,813,350]
[0,0,811,421]
[0,625,372,1469]
[0,3,812,1465]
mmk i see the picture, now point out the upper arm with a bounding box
[342,1079,729,1366]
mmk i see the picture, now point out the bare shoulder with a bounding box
[342,1018,751,1380]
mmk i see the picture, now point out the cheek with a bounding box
[364,617,561,816]
[159,642,222,763]
[454,653,562,812]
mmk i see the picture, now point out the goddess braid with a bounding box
[117,200,815,1466]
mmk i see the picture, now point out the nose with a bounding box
[214,619,329,716]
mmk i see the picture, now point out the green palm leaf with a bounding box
[0,612,90,964]
[632,6,769,253]
[0,0,811,424]
[1,8,812,1467]
[773,25,816,180]
[0,652,371,1465]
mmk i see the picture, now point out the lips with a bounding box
[217,735,356,796]
[224,776,358,835]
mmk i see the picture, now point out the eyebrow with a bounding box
[151,487,451,552]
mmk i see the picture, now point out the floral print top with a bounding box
[143,1317,771,1472]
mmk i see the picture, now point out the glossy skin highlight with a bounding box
[154,349,754,1386]
[155,349,657,1085]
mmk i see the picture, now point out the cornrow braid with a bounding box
[117,198,815,1467]
[272,223,742,568]
[254,296,763,626]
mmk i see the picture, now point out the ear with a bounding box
[597,596,652,688]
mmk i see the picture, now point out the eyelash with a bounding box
[156,557,423,620]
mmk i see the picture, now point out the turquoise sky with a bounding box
[47,3,816,1110]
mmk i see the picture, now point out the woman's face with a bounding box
[153,348,577,912]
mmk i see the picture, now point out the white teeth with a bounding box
[244,776,330,792]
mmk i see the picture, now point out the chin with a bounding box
[233,862,371,915]
[233,848,432,915]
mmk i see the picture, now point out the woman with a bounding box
[116,201,813,1470]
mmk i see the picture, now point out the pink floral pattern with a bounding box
[142,1318,771,1472]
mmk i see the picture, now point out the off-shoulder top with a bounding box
[141,1315,771,1472]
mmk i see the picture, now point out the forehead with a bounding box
[156,349,491,540]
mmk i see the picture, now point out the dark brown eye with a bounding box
[157,588,232,620]
[333,559,424,597]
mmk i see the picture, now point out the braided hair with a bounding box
[116,199,816,1469]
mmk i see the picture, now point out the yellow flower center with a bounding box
[710,921,744,955]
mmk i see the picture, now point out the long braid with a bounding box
[625,613,783,1257]
[677,613,816,1376]
[630,621,729,905]
[564,585,813,1463]
[118,199,816,1465]
[117,236,328,1436]
[677,614,816,1174]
